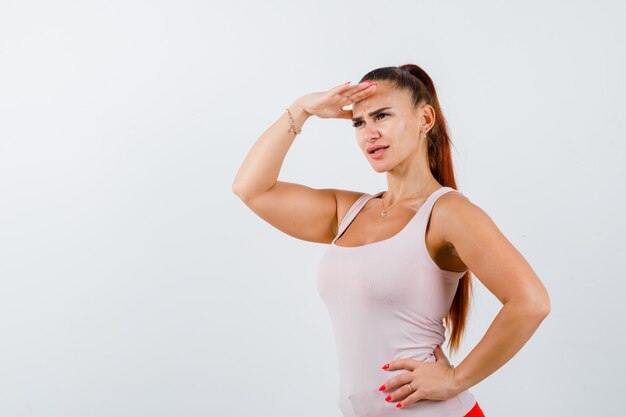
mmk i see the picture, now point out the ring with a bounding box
[406,383,414,392]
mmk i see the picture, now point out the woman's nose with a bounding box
[362,123,380,141]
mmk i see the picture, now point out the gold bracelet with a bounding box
[285,107,302,135]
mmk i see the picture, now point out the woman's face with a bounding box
[351,81,425,173]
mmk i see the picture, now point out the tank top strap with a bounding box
[332,191,383,244]
[416,186,463,223]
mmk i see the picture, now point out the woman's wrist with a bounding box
[290,100,312,119]
[451,367,471,394]
[285,101,312,135]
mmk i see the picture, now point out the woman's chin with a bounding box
[370,164,390,173]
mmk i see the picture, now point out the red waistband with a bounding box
[463,401,485,417]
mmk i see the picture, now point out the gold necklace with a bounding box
[380,195,405,218]
[379,200,390,218]
[379,184,433,218]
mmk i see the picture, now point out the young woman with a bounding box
[232,64,550,417]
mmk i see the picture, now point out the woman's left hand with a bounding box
[379,345,460,408]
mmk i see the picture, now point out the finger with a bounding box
[330,80,371,96]
[335,95,355,116]
[349,84,376,103]
[339,80,375,97]
[382,358,418,372]
[346,83,377,102]
[396,390,426,409]
[388,382,417,403]
[338,93,358,110]
[383,381,422,406]
[330,81,354,95]
[379,371,413,392]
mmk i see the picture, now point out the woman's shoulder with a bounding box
[333,187,369,211]
[332,188,368,205]
[331,188,375,232]
[433,188,496,240]
[438,187,469,203]
[433,188,481,218]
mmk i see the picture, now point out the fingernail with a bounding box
[437,345,440,349]
[385,395,391,402]
[382,363,390,370]
[396,403,403,408]
[378,384,386,391]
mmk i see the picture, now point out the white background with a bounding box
[1,1,624,416]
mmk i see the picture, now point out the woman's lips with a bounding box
[369,146,389,159]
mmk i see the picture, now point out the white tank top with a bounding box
[316,186,477,417]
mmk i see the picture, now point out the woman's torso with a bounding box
[316,186,477,417]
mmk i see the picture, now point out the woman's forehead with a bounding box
[353,86,411,114]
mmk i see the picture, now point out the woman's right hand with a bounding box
[295,80,378,120]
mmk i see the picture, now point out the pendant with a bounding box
[380,210,387,218]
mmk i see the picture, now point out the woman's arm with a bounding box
[231,101,311,200]
[437,191,551,393]
[231,101,341,243]
[231,81,378,243]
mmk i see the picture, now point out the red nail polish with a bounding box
[378,384,386,391]
[437,345,440,349]
[396,403,402,408]
[385,395,391,402]
[382,363,389,369]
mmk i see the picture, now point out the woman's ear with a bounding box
[416,103,435,132]
[420,104,436,132]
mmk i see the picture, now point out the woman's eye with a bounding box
[352,113,388,128]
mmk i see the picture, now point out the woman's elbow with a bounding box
[529,289,551,320]
[511,288,550,320]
